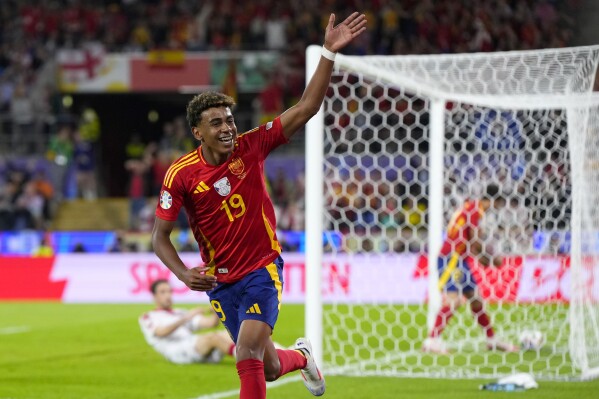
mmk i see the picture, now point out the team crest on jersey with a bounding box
[214,177,231,196]
[160,190,172,209]
[228,157,246,179]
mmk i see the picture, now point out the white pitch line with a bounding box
[0,326,30,335]
[190,375,302,399]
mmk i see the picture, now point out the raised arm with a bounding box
[279,12,367,139]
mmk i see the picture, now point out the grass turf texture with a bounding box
[0,302,597,399]
[325,303,578,378]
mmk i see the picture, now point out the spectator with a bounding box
[0,179,18,230]
[150,147,172,196]
[125,133,146,160]
[546,232,567,255]
[32,236,54,257]
[0,0,583,240]
[73,132,97,200]
[108,230,126,253]
[72,242,87,252]
[10,82,34,153]
[125,157,150,231]
[278,202,304,231]
[14,181,45,230]
[258,73,285,126]
[46,125,74,200]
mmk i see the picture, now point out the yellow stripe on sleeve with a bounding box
[165,157,200,188]
[163,151,196,182]
[237,126,259,139]
[163,152,198,188]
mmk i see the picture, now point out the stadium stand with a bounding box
[0,0,586,255]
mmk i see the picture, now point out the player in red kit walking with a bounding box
[422,184,519,354]
[152,12,367,398]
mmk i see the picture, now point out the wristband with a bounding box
[321,46,336,61]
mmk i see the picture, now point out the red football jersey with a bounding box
[439,200,483,257]
[155,117,288,283]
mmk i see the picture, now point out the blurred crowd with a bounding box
[1,0,578,54]
[0,0,585,255]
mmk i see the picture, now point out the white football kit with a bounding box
[139,308,221,364]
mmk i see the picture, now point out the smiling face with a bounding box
[191,106,238,164]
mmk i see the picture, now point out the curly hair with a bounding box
[186,92,236,128]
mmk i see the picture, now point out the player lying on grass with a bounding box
[139,279,236,364]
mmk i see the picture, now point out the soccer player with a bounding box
[151,12,367,398]
[139,279,236,364]
[422,184,519,354]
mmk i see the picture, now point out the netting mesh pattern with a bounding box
[568,103,599,377]
[318,46,599,380]
[335,46,599,108]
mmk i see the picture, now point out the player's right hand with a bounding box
[324,12,367,53]
[180,266,217,291]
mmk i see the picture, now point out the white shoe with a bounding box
[421,337,449,354]
[487,338,519,352]
[294,338,325,396]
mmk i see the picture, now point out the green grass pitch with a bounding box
[0,302,597,399]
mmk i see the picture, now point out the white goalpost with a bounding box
[305,44,599,380]
[305,45,325,368]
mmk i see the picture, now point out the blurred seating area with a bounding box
[0,0,579,151]
[0,0,585,255]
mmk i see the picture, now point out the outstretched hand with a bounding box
[324,12,367,53]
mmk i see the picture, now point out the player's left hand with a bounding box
[324,12,367,53]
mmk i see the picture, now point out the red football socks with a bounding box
[237,359,266,399]
[276,349,307,379]
[430,305,454,337]
[472,307,494,338]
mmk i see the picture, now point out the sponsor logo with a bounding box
[246,303,262,314]
[266,121,273,130]
[160,190,172,209]
[217,267,229,274]
[193,181,210,194]
[214,177,231,196]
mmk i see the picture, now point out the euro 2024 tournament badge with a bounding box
[214,177,231,196]
[160,190,172,209]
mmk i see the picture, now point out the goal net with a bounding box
[304,45,599,380]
